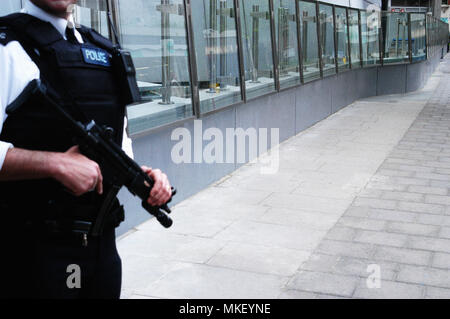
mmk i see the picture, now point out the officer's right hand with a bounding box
[52,145,103,196]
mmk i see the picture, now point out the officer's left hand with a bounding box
[142,166,172,207]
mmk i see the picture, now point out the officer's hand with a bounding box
[53,145,103,196]
[142,166,172,207]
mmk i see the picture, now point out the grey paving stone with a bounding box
[256,207,340,231]
[425,287,450,299]
[324,226,358,241]
[137,263,288,299]
[397,265,450,289]
[207,242,310,276]
[117,231,227,264]
[367,208,418,223]
[287,271,359,297]
[407,236,450,254]
[425,194,450,206]
[338,216,387,231]
[372,246,432,266]
[385,221,440,236]
[408,185,448,196]
[301,254,397,281]
[316,239,374,259]
[398,201,446,215]
[352,198,398,210]
[354,280,424,299]
[277,290,318,299]
[439,226,450,239]
[214,220,326,251]
[353,230,408,248]
[431,252,450,269]
[381,191,424,203]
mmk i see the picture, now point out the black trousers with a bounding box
[0,218,122,299]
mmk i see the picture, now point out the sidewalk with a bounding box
[118,55,450,299]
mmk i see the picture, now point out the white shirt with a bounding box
[0,0,133,171]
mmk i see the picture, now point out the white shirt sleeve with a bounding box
[0,41,40,171]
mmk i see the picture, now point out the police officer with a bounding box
[0,0,172,299]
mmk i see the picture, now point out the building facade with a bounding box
[1,0,448,235]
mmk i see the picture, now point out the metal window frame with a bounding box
[269,0,281,92]
[317,2,337,78]
[315,1,323,78]
[334,4,351,72]
[347,8,361,69]
[297,0,322,83]
[295,0,305,84]
[183,0,200,118]
[408,13,413,63]
[234,0,247,102]
[345,7,352,69]
[332,5,338,74]
[358,9,363,68]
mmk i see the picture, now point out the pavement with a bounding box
[118,54,450,299]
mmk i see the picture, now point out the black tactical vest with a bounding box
[0,13,126,221]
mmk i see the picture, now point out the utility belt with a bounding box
[0,195,125,247]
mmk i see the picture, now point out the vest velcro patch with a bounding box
[81,47,111,67]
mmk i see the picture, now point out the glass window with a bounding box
[361,10,380,66]
[298,0,319,82]
[382,12,409,64]
[318,3,336,76]
[239,0,276,100]
[191,0,242,114]
[348,9,361,68]
[274,0,300,89]
[115,0,193,135]
[74,0,110,38]
[0,0,21,16]
[410,13,426,62]
[335,7,349,71]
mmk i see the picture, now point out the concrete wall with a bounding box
[116,49,445,236]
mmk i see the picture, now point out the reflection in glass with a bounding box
[319,4,336,76]
[239,0,276,100]
[0,0,21,16]
[274,0,300,89]
[74,0,110,38]
[410,13,426,62]
[191,0,242,113]
[361,10,380,66]
[298,1,320,82]
[335,7,349,71]
[116,0,193,135]
[382,12,409,64]
[348,9,360,68]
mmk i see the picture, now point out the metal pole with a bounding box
[316,2,323,78]
[233,0,247,102]
[183,0,200,117]
[346,8,352,68]
[408,13,412,63]
[219,0,228,90]
[207,0,218,93]
[269,0,280,91]
[160,0,173,104]
[333,5,338,73]
[295,0,304,83]
[358,9,363,67]
[251,4,260,83]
